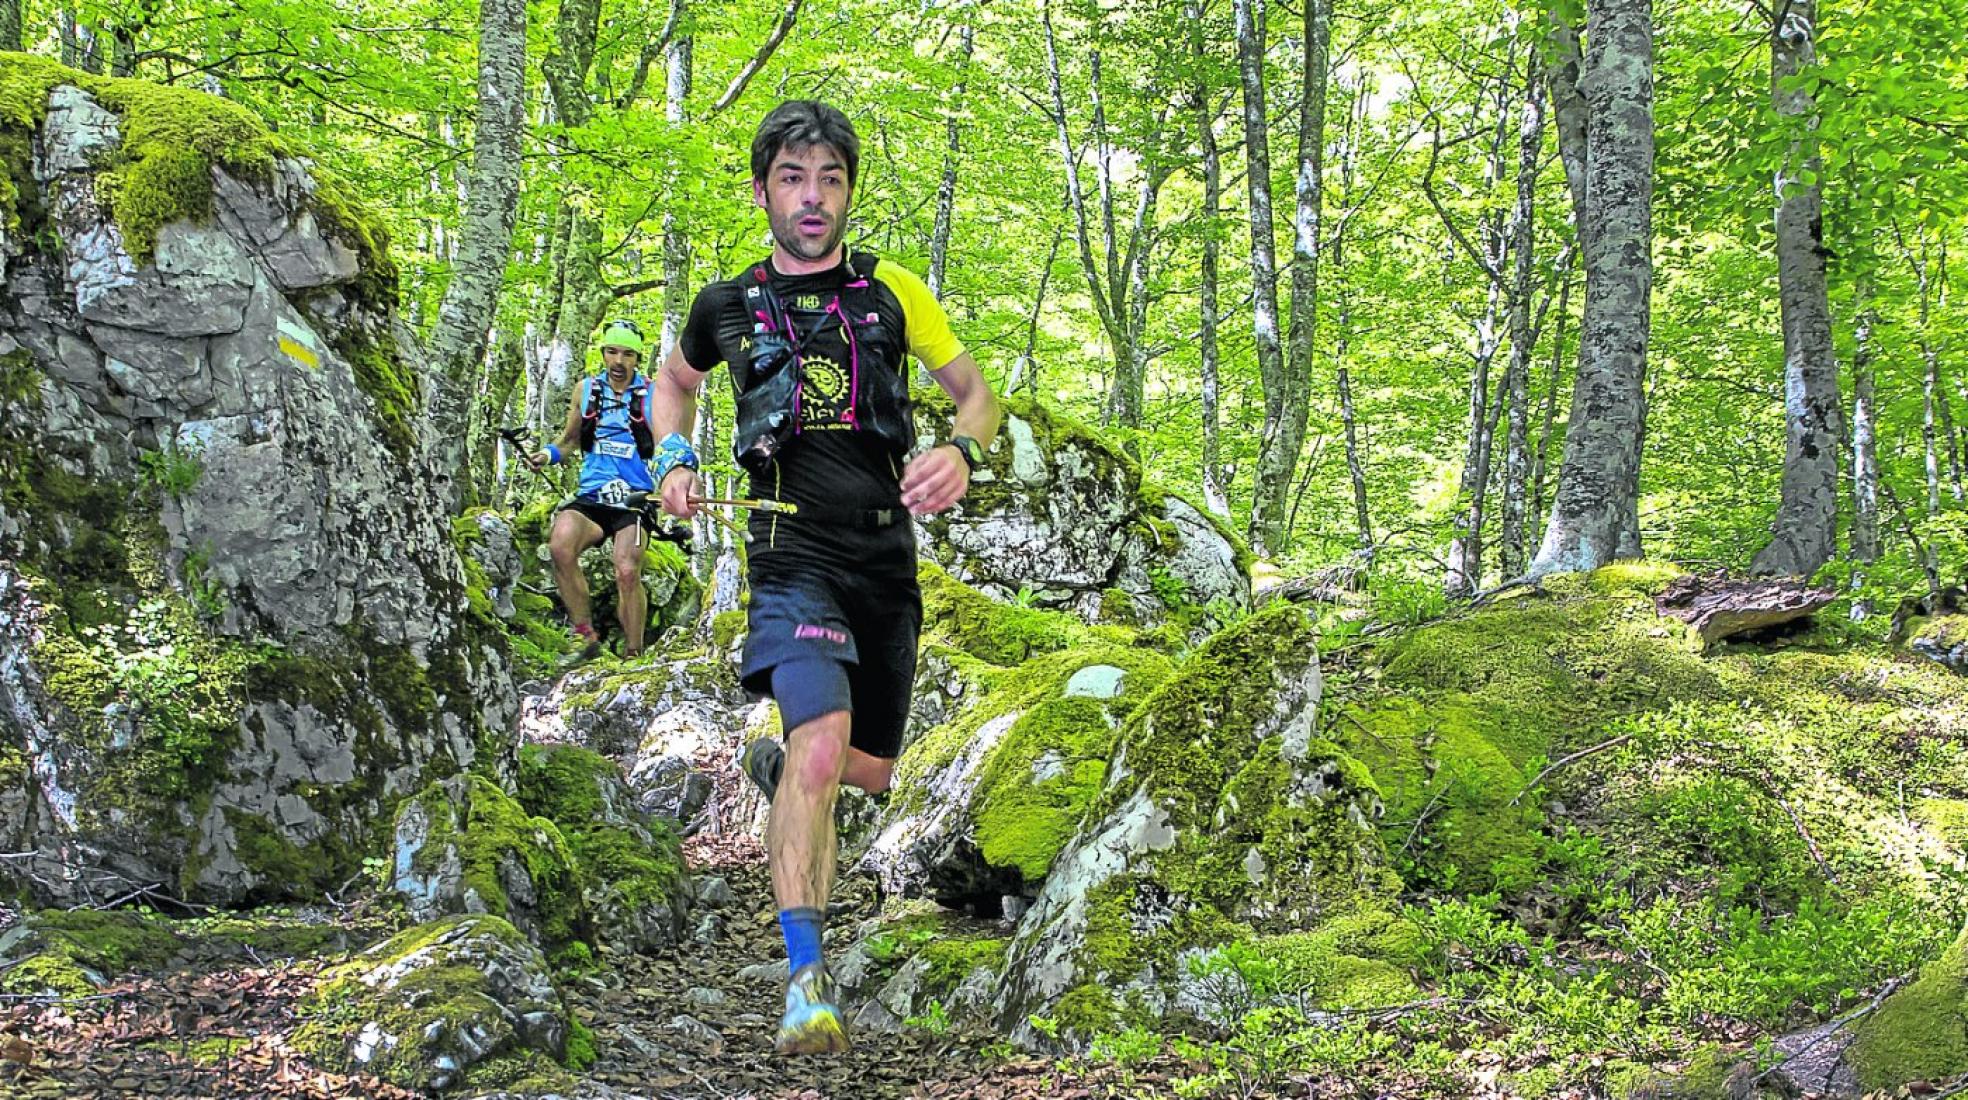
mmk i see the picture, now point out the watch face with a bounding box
[955,437,984,468]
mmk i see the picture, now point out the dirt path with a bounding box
[0,855,1180,1100]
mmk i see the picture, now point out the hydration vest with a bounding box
[731,251,913,475]
[579,376,655,459]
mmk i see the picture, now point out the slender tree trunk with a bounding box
[661,22,692,355]
[60,9,102,73]
[1042,6,1165,438]
[1011,228,1060,396]
[1918,248,1942,514]
[1442,74,1515,597]
[1333,76,1371,554]
[1530,267,1574,546]
[1751,0,1841,578]
[0,0,20,53]
[1529,0,1654,577]
[1264,0,1329,550]
[428,0,529,509]
[468,327,526,508]
[540,0,610,404]
[1193,6,1230,519]
[1939,240,1962,504]
[1236,0,1289,557]
[1850,280,1880,620]
[928,21,974,300]
[1498,55,1545,579]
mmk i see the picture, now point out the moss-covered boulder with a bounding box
[390,775,586,948]
[994,604,1391,1043]
[832,906,1011,1035]
[1909,613,1968,675]
[293,914,577,1094]
[0,60,517,906]
[0,908,183,996]
[514,744,688,954]
[912,393,1250,634]
[865,639,1173,911]
[1848,922,1968,1091]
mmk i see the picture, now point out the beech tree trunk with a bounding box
[0,0,20,53]
[1530,269,1574,546]
[929,22,974,300]
[1751,0,1841,578]
[661,19,692,355]
[1193,4,1229,518]
[1849,280,1880,620]
[1498,56,1545,579]
[1332,76,1372,554]
[1529,0,1654,578]
[1234,0,1287,556]
[1042,12,1169,438]
[429,0,529,508]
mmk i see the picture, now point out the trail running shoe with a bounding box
[774,963,848,1055]
[740,737,784,802]
[558,624,602,668]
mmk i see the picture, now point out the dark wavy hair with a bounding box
[750,100,860,189]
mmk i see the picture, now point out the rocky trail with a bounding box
[0,854,1187,1100]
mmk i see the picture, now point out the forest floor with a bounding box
[0,854,1194,1100]
[0,839,1588,1100]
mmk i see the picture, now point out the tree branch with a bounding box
[711,0,803,114]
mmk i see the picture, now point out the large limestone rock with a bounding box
[992,604,1391,1043]
[295,915,575,1094]
[863,629,1174,912]
[913,394,1250,633]
[0,62,514,906]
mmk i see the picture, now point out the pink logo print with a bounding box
[795,624,848,645]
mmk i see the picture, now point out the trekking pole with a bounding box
[688,495,800,516]
[498,426,556,486]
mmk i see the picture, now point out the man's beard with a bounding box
[770,207,845,262]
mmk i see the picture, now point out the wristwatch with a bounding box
[948,435,986,472]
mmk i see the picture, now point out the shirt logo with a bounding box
[795,295,822,310]
[795,624,849,644]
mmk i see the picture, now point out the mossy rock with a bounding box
[514,744,687,953]
[293,914,573,1094]
[836,905,1009,1033]
[1848,923,1968,1091]
[1604,1046,1752,1100]
[873,639,1174,907]
[0,908,183,996]
[391,774,587,950]
[999,604,1392,1043]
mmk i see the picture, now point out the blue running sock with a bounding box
[779,907,824,975]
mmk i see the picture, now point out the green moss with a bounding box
[407,775,586,947]
[919,559,1082,664]
[711,609,748,649]
[224,809,343,895]
[1916,799,1968,852]
[1254,905,1426,1008]
[0,954,97,998]
[514,744,685,944]
[1849,926,1968,1091]
[296,915,570,1092]
[964,649,1173,883]
[563,1019,597,1070]
[919,936,1008,989]
[339,341,417,460]
[182,1036,251,1064]
[10,908,183,977]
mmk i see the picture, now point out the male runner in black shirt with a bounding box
[647,100,1000,1055]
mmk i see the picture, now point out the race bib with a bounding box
[597,439,636,459]
[594,479,633,506]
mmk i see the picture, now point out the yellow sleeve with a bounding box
[873,259,966,372]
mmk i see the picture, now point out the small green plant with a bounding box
[1088,1024,1159,1067]
[138,441,203,498]
[1011,584,1040,609]
[181,545,227,618]
[1148,565,1192,609]
[1027,1013,1060,1040]
[904,998,952,1035]
[1369,573,1448,625]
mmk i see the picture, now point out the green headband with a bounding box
[598,322,646,357]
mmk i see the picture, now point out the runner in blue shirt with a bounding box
[526,320,661,661]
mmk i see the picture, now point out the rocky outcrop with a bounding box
[913,394,1250,634]
[992,604,1389,1042]
[294,915,576,1094]
[390,752,690,956]
[0,62,513,906]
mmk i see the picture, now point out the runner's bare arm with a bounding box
[901,352,1000,515]
[527,386,588,469]
[652,345,711,517]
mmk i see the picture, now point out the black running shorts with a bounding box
[561,498,646,541]
[740,567,923,760]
